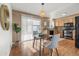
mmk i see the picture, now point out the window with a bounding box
[32,19,41,35]
[21,14,41,41]
[21,15,33,41]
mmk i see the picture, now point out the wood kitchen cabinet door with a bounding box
[58,19,64,26]
[54,20,58,26]
[54,19,64,26]
[64,17,73,23]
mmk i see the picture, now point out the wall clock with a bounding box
[0,4,9,30]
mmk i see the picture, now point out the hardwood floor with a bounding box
[10,39,79,56]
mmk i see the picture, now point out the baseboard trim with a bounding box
[20,39,33,44]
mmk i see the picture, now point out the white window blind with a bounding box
[21,15,33,41]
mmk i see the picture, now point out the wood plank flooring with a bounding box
[10,39,79,56]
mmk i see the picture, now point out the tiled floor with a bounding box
[10,39,79,56]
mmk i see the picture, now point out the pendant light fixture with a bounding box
[40,3,46,17]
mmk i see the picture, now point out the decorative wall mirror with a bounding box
[0,4,9,30]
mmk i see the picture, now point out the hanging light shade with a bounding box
[40,3,46,17]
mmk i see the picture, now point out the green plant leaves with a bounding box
[12,23,21,33]
[15,27,21,33]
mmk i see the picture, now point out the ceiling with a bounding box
[11,3,79,19]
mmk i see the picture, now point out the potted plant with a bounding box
[12,23,21,47]
[12,23,21,33]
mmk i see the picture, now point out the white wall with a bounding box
[0,3,12,56]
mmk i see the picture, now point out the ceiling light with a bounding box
[62,13,67,16]
[39,3,46,17]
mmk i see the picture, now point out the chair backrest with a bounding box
[33,31,38,35]
[51,35,59,48]
[47,35,60,48]
[33,31,39,38]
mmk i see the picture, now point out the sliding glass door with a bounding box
[21,15,33,42]
[21,14,41,42]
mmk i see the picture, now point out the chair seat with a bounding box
[34,35,42,39]
[47,43,58,49]
[43,42,57,49]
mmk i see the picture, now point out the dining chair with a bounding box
[43,34,60,56]
[33,31,39,48]
[33,31,45,56]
